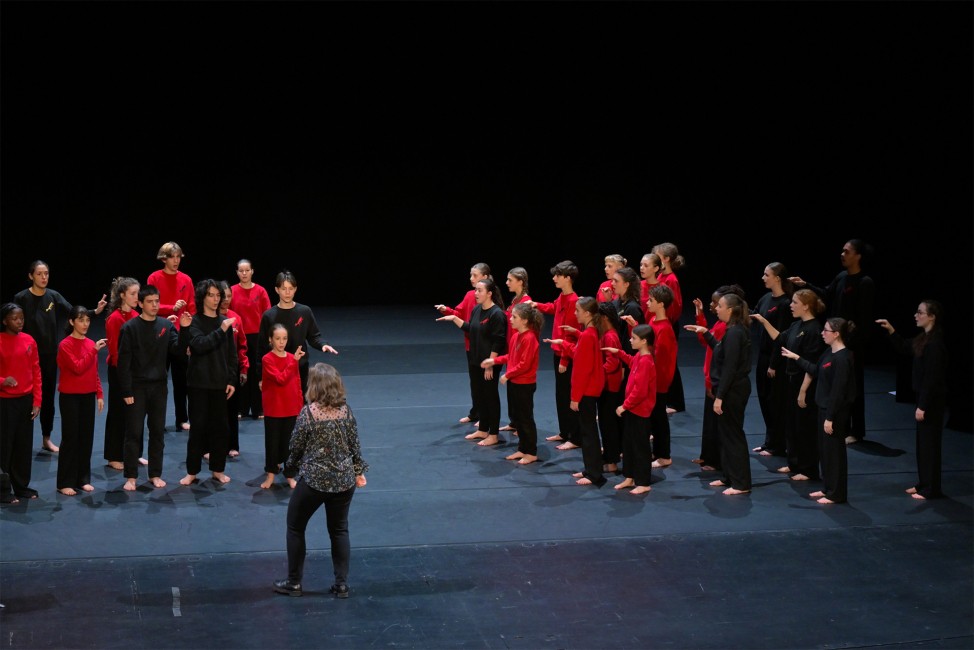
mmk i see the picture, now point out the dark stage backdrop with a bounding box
[2,2,971,428]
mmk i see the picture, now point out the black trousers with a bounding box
[1,395,34,495]
[699,392,721,469]
[717,381,752,491]
[168,348,189,426]
[507,382,537,456]
[784,374,820,479]
[103,365,126,462]
[465,349,480,421]
[598,387,624,465]
[818,405,850,503]
[649,393,671,459]
[123,381,168,479]
[264,415,297,475]
[286,480,355,586]
[914,396,946,498]
[621,410,652,486]
[577,395,605,486]
[666,328,686,412]
[57,392,96,490]
[186,387,229,475]
[756,360,787,454]
[553,356,578,443]
[226,380,241,452]
[240,332,263,418]
[38,352,58,437]
[472,365,501,436]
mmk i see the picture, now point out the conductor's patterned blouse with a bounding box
[284,403,368,493]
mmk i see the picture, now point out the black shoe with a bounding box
[330,584,349,599]
[273,579,302,597]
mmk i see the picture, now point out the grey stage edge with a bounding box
[1,306,971,650]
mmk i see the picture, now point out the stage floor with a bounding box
[1,306,971,649]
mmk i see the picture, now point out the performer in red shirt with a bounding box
[0,303,43,502]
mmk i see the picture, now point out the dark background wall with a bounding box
[2,2,971,428]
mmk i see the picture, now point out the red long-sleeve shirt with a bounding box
[442,290,476,352]
[601,329,623,393]
[492,328,539,385]
[570,326,605,402]
[0,332,42,406]
[658,272,683,324]
[694,312,727,393]
[225,308,250,376]
[618,350,657,417]
[105,308,139,367]
[261,351,303,418]
[57,336,104,398]
[146,269,196,329]
[535,292,579,366]
[649,315,677,393]
[230,283,272,335]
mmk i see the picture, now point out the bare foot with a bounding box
[123,478,138,491]
[517,455,537,465]
[545,434,564,442]
[758,450,773,457]
[906,487,918,494]
[181,422,191,431]
[260,474,275,489]
[465,431,488,440]
[81,484,95,492]
[150,477,166,489]
[203,453,210,462]
[776,466,791,474]
[107,461,124,470]
[572,471,584,479]
[506,452,525,461]
[477,435,500,447]
[630,485,651,495]
[43,439,60,453]
[556,441,579,451]
[809,490,825,498]
[58,487,77,496]
[723,487,750,495]
[459,416,472,424]
[816,497,835,504]
[287,478,297,489]
[709,479,726,487]
[499,425,515,431]
[179,474,197,486]
[790,474,810,481]
[615,478,635,490]
[665,407,677,415]
[752,446,764,452]
[701,465,716,471]
[575,477,593,485]
[211,472,231,484]
[651,458,672,468]
[911,492,926,500]
[139,457,148,466]
[691,458,705,465]
[228,450,240,458]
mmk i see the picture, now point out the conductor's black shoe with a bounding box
[330,584,349,599]
[273,579,302,597]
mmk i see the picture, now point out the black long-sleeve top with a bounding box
[795,347,857,421]
[704,323,751,400]
[460,304,507,361]
[888,330,948,411]
[613,297,645,356]
[773,319,825,377]
[116,316,181,396]
[13,288,73,355]
[180,313,238,390]
[753,292,793,372]
[806,271,876,348]
[258,303,327,368]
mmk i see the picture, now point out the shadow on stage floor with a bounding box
[1,306,971,649]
